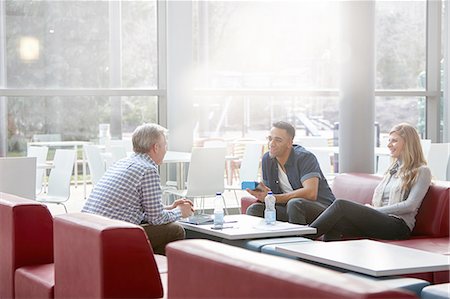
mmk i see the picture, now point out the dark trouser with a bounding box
[246,198,329,225]
[141,222,185,255]
[309,199,411,241]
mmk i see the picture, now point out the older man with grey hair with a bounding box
[83,123,194,255]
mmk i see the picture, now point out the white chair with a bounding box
[110,145,127,163]
[84,145,106,185]
[376,156,393,175]
[308,148,335,182]
[0,157,36,200]
[420,139,431,159]
[164,147,227,213]
[225,143,263,209]
[427,143,450,181]
[27,146,49,194]
[36,149,76,213]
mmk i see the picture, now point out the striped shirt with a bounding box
[82,152,181,225]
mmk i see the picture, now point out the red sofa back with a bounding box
[0,192,53,299]
[54,213,163,298]
[332,173,449,238]
[167,239,416,299]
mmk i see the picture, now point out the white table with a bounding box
[276,239,450,277]
[28,141,91,198]
[179,214,316,240]
[163,151,191,189]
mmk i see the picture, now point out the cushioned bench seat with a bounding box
[167,239,418,299]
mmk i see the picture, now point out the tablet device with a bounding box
[179,214,213,225]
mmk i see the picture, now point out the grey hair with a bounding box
[132,123,168,154]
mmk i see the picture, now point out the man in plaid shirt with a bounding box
[82,123,194,255]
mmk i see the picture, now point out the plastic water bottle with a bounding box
[213,192,225,229]
[264,191,276,225]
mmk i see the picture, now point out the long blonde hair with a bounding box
[387,123,427,193]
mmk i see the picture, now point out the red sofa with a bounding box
[166,239,417,299]
[241,173,449,282]
[0,192,54,299]
[0,191,168,299]
[330,173,449,249]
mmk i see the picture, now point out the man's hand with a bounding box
[169,198,193,210]
[166,198,194,217]
[179,202,194,218]
[246,182,271,202]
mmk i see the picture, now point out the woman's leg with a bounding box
[309,199,410,241]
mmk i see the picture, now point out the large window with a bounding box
[7,96,158,155]
[0,0,447,157]
[193,1,339,89]
[1,1,159,156]
[375,1,426,90]
[192,0,440,142]
[5,1,157,88]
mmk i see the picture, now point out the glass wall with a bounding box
[1,0,447,157]
[193,1,339,90]
[7,96,158,155]
[192,0,433,143]
[5,1,157,88]
[375,96,426,137]
[193,94,338,141]
[375,1,426,90]
[1,0,159,156]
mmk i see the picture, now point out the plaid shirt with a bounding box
[82,152,181,225]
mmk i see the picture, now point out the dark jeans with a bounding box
[246,198,329,225]
[309,199,411,241]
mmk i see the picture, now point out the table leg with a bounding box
[74,145,78,188]
[178,163,185,190]
[82,147,87,198]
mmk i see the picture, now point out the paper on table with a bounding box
[253,221,303,231]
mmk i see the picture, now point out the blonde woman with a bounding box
[309,123,431,241]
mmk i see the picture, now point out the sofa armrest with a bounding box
[240,196,258,214]
[54,213,163,298]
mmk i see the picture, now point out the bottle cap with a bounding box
[268,191,273,195]
[216,192,222,196]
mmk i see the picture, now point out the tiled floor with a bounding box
[44,182,246,216]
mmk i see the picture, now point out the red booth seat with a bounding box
[330,173,449,247]
[166,239,416,299]
[242,173,449,248]
[241,173,449,283]
[53,213,165,298]
[0,192,53,299]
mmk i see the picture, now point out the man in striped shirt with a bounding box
[82,123,194,255]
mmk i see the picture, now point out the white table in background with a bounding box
[179,214,316,240]
[276,239,450,277]
[163,151,191,189]
[28,141,91,198]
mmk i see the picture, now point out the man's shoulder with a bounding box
[128,155,158,171]
[292,145,314,158]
